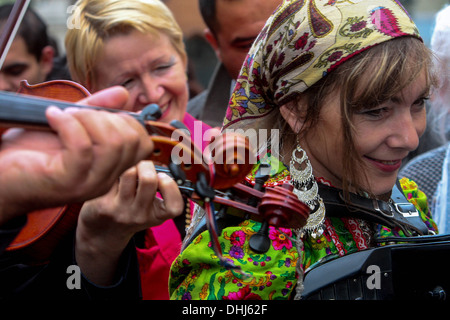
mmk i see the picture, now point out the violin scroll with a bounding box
[259,183,310,229]
[205,132,256,190]
[246,183,310,253]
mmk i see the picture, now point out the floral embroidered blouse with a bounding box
[169,160,437,300]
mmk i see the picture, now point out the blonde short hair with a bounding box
[65,0,186,88]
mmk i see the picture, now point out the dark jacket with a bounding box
[0,215,141,300]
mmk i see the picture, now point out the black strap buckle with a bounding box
[373,199,394,217]
[393,202,419,218]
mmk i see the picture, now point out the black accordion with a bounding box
[302,234,450,300]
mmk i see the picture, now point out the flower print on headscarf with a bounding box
[223,0,422,129]
[370,6,411,37]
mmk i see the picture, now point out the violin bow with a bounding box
[0,0,31,69]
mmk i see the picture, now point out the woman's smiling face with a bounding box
[91,30,188,123]
[300,69,428,196]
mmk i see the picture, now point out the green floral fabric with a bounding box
[170,221,298,300]
[169,175,437,300]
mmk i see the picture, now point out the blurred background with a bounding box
[1,0,449,93]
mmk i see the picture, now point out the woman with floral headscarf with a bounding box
[169,0,439,300]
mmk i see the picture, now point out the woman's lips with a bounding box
[364,156,402,172]
[158,102,170,120]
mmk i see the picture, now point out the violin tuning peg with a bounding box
[195,172,216,202]
[249,221,271,253]
[168,161,186,186]
[140,104,162,121]
[254,163,271,191]
[169,119,190,135]
[246,163,271,210]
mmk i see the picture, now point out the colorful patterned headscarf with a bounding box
[223,0,421,129]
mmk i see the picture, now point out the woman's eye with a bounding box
[360,107,389,119]
[120,78,134,88]
[154,56,176,73]
[413,97,429,108]
[155,62,174,72]
[236,41,256,51]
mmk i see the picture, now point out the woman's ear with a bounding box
[279,102,302,133]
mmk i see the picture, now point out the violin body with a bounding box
[4,80,90,262]
[0,80,259,263]
[0,0,310,266]
[18,79,91,101]
[6,205,82,262]
[1,80,310,264]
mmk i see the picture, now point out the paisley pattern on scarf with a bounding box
[223,0,420,129]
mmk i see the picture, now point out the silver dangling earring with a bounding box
[289,144,325,238]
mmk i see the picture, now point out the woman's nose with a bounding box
[137,75,163,107]
[387,113,424,151]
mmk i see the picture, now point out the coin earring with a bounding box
[289,143,325,238]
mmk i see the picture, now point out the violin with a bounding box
[0,0,310,265]
[0,80,310,264]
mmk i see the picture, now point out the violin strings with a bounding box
[203,167,248,276]
[205,200,222,257]
[205,200,242,272]
[205,161,221,259]
[157,157,248,274]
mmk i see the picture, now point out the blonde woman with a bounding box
[65,0,211,299]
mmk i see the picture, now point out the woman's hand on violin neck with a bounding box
[117,160,185,228]
[75,160,184,285]
[78,160,184,234]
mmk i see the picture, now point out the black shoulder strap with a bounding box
[182,181,431,252]
[319,182,430,236]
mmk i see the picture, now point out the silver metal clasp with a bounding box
[393,202,419,218]
[373,199,394,217]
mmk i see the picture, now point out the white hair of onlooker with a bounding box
[429,5,450,144]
